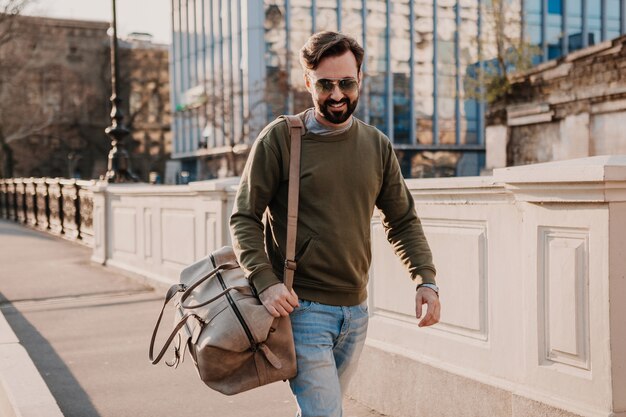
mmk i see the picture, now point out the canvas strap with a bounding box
[282,115,304,291]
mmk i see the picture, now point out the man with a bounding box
[230,31,440,417]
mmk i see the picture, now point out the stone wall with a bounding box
[119,37,172,183]
[485,34,626,170]
[87,156,626,417]
[0,15,111,179]
[0,16,171,182]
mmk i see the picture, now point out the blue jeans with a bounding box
[288,299,369,417]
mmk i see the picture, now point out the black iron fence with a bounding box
[0,178,95,246]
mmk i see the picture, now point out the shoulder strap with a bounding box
[282,115,304,291]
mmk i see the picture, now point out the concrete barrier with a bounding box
[0,312,63,417]
[89,156,626,417]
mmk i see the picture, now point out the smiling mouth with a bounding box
[327,102,347,110]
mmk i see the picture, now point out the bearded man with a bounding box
[230,31,440,417]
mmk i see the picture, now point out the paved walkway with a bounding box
[0,219,385,417]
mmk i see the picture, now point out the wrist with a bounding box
[416,283,439,296]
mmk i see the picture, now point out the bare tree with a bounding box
[120,43,171,181]
[0,14,108,178]
[0,0,31,47]
[464,0,540,104]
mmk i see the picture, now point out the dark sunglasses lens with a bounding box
[316,79,335,93]
[314,78,358,93]
[339,79,358,92]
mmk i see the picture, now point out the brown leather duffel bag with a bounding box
[148,246,297,394]
[148,115,304,395]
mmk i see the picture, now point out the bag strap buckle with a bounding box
[284,259,297,271]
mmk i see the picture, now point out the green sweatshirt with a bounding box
[229,113,436,306]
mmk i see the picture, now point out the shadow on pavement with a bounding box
[0,222,58,240]
[0,292,101,417]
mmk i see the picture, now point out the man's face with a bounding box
[305,51,361,126]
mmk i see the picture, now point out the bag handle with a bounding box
[282,115,304,290]
[148,261,237,365]
[150,312,201,365]
[179,261,239,308]
[148,282,187,364]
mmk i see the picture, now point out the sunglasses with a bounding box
[309,76,359,94]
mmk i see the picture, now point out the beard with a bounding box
[316,95,359,124]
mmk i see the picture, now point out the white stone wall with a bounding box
[91,178,239,285]
[352,156,626,417]
[91,156,626,417]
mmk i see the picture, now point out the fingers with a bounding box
[420,300,440,327]
[415,296,423,320]
[265,305,281,318]
[415,290,441,328]
[287,288,299,308]
[259,284,299,317]
[275,297,295,317]
[418,308,438,327]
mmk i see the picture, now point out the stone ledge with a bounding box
[348,344,595,417]
[494,156,626,184]
[0,313,63,417]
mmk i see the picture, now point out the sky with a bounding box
[25,0,172,44]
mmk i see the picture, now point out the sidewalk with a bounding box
[0,219,385,417]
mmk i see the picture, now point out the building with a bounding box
[524,0,625,62]
[485,34,626,171]
[0,15,112,179]
[169,0,506,181]
[169,1,626,182]
[119,33,173,183]
[481,1,626,172]
[0,15,172,182]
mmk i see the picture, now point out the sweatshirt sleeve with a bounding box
[375,141,437,285]
[229,135,282,293]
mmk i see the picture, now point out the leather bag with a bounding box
[149,115,304,395]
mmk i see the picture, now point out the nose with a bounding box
[329,83,344,101]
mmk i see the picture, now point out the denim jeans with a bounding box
[288,299,369,417]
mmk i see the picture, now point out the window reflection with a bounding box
[264,2,287,120]
[566,0,583,52]
[607,0,621,39]
[365,0,388,134]
[525,0,624,61]
[391,0,411,144]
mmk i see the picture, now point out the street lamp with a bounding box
[104,0,139,183]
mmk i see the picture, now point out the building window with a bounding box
[526,0,625,62]
[566,0,583,53]
[607,0,622,39]
[548,0,562,14]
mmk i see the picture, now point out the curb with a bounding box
[0,310,64,417]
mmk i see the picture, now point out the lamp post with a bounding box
[104,0,138,183]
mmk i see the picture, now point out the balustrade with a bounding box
[0,177,95,246]
[34,178,49,231]
[24,178,37,227]
[14,179,26,224]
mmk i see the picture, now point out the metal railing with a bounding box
[0,178,95,247]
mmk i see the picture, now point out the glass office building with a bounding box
[524,0,625,62]
[170,0,494,180]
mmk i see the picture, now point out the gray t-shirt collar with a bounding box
[304,108,354,136]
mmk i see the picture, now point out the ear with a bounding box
[304,73,312,92]
[358,71,363,87]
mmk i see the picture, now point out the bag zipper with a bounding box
[210,254,258,351]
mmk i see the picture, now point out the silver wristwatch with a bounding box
[416,283,439,295]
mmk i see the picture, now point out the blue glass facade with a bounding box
[525,0,626,62]
[171,1,492,179]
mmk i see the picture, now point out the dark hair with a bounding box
[299,31,364,72]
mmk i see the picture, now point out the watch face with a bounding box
[418,283,438,294]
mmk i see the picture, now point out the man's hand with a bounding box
[259,283,299,317]
[415,287,440,327]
